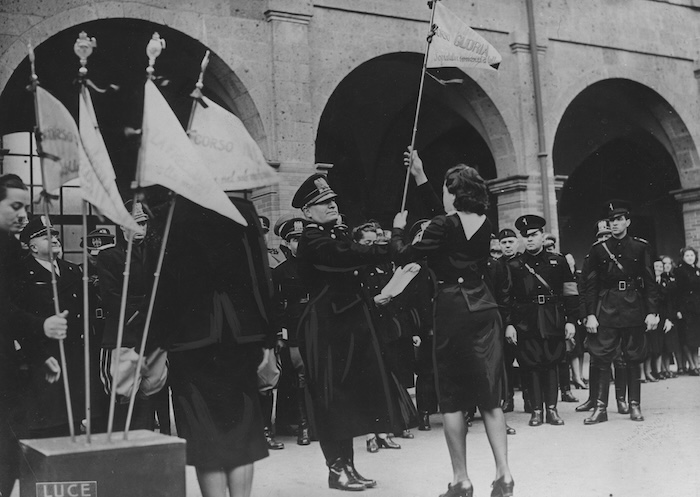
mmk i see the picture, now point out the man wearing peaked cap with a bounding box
[293,173,404,490]
[19,216,59,249]
[581,199,658,425]
[270,215,312,447]
[505,214,581,427]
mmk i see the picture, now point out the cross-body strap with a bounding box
[601,241,625,273]
[523,261,554,295]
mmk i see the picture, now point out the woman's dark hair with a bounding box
[679,246,698,266]
[352,221,380,242]
[0,174,28,201]
[444,164,489,215]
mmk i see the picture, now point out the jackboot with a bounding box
[627,365,644,421]
[614,364,629,414]
[328,458,365,491]
[575,367,599,412]
[418,411,431,431]
[259,392,284,450]
[296,388,311,445]
[584,367,610,425]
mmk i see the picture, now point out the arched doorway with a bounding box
[0,18,265,260]
[554,79,686,264]
[315,52,512,230]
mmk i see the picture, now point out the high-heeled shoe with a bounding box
[645,374,659,382]
[439,481,473,497]
[689,368,700,377]
[399,429,414,439]
[491,476,515,497]
[376,436,401,449]
[366,437,378,453]
[571,379,589,390]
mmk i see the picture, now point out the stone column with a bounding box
[262,0,315,228]
[672,187,700,249]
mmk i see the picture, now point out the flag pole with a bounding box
[400,0,439,212]
[118,33,167,439]
[123,49,210,438]
[27,42,76,442]
[74,31,97,444]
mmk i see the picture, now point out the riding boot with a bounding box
[584,367,610,425]
[575,366,599,412]
[545,368,564,425]
[528,370,543,426]
[296,387,310,445]
[259,391,284,450]
[627,365,644,421]
[614,363,629,414]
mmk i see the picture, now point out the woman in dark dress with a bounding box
[293,174,406,491]
[660,256,682,377]
[675,247,700,375]
[391,151,514,497]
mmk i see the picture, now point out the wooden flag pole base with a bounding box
[20,430,186,497]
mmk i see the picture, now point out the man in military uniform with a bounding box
[498,228,519,414]
[505,215,580,427]
[270,216,312,446]
[583,200,658,424]
[15,217,87,438]
[260,215,286,269]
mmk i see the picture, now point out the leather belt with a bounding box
[515,295,560,305]
[604,280,637,291]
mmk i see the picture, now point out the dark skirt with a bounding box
[647,327,663,356]
[679,314,700,349]
[433,287,503,413]
[168,343,268,469]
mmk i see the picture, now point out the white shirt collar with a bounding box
[35,258,60,276]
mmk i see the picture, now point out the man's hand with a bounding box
[677,311,683,320]
[505,325,517,345]
[586,314,599,334]
[663,319,673,333]
[412,335,422,347]
[393,210,408,230]
[404,147,428,186]
[564,323,576,341]
[43,310,68,340]
[373,294,392,306]
[44,356,61,383]
[645,314,659,332]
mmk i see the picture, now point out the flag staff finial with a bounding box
[75,30,96,445]
[146,32,166,80]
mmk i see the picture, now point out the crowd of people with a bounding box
[1,144,699,497]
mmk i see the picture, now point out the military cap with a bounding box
[514,214,546,236]
[259,215,271,233]
[278,217,307,241]
[124,200,149,223]
[498,228,517,241]
[80,228,116,255]
[605,199,631,220]
[595,219,611,237]
[291,173,337,209]
[20,216,59,245]
[543,232,557,248]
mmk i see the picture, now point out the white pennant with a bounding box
[137,80,247,226]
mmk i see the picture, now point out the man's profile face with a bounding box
[303,199,339,225]
[0,188,30,234]
[30,233,62,261]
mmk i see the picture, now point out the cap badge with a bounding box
[314,177,331,194]
[294,220,304,232]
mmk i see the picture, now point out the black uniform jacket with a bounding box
[675,263,700,318]
[506,250,580,338]
[154,197,277,352]
[272,254,309,347]
[296,221,403,440]
[583,235,658,328]
[0,236,44,413]
[96,241,151,350]
[14,257,86,430]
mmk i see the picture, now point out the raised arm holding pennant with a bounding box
[401,0,501,210]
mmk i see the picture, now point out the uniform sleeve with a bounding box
[96,250,124,318]
[415,182,446,218]
[583,247,600,316]
[299,226,391,268]
[560,256,580,324]
[392,215,448,266]
[272,265,287,336]
[490,259,512,326]
[640,244,658,315]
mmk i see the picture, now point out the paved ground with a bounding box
[11,375,700,497]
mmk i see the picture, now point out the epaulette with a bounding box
[632,236,648,244]
[306,223,321,230]
[548,251,563,257]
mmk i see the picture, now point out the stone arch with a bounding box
[553,78,691,262]
[314,51,515,229]
[0,5,267,154]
